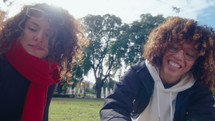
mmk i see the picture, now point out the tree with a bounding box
[102,77,116,97]
[113,14,165,66]
[56,64,83,94]
[80,13,165,98]
[81,14,122,98]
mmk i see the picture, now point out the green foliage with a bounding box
[68,78,78,89]
[49,98,104,121]
[81,14,122,74]
[81,14,123,98]
[72,64,83,79]
[52,93,71,98]
[82,55,92,75]
[103,77,116,90]
[70,64,84,89]
[56,63,84,94]
[85,88,96,94]
[115,14,165,66]
[56,80,67,94]
[211,88,215,96]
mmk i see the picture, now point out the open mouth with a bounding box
[168,60,181,69]
[29,44,44,50]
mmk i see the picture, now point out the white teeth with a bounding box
[169,61,180,68]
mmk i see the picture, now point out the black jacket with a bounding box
[0,56,55,121]
[100,61,215,121]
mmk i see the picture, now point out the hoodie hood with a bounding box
[145,60,195,93]
[135,60,195,121]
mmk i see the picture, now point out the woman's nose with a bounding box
[174,49,185,59]
[34,32,45,42]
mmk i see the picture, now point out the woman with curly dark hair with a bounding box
[100,17,215,121]
[0,3,85,121]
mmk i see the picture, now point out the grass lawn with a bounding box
[49,98,104,121]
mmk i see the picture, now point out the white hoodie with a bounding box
[135,60,195,121]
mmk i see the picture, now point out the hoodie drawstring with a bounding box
[156,82,161,121]
[169,92,173,121]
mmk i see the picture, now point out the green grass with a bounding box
[211,88,215,96]
[49,98,104,121]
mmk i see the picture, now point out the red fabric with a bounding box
[6,41,60,121]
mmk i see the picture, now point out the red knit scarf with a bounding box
[6,42,60,121]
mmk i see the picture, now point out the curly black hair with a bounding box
[143,16,215,87]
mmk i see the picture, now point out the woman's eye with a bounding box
[169,46,179,51]
[27,26,38,32]
[185,53,195,59]
[185,50,198,59]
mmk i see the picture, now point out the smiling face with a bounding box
[159,42,199,83]
[19,16,52,59]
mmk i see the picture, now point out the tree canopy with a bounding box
[113,14,165,66]
[81,13,165,98]
[81,14,122,98]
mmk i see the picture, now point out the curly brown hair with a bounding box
[143,16,215,87]
[0,3,88,75]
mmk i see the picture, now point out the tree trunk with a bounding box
[96,78,103,98]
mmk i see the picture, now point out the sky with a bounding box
[1,0,215,28]
[1,0,215,82]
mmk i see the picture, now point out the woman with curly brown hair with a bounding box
[100,17,215,121]
[0,3,85,121]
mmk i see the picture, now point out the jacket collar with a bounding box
[133,61,154,97]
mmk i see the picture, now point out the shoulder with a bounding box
[131,60,146,72]
[183,82,215,111]
[192,82,214,100]
[130,60,154,86]
[0,55,9,71]
[118,61,145,85]
[119,60,149,84]
[115,60,150,93]
[186,82,215,120]
[0,55,16,74]
[181,82,213,100]
[0,55,9,65]
[123,60,148,78]
[192,82,212,94]
[119,60,154,98]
